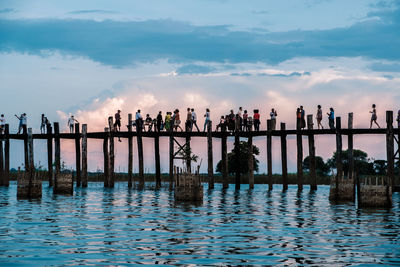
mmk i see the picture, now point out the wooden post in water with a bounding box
[46,124,53,187]
[75,123,81,187]
[267,120,273,190]
[280,123,288,191]
[296,118,303,191]
[137,125,144,187]
[207,121,214,189]
[0,137,3,185]
[335,117,343,200]
[107,117,115,188]
[248,132,254,189]
[54,122,61,190]
[169,132,174,190]
[307,115,317,190]
[155,134,161,188]
[81,124,88,187]
[348,113,354,179]
[3,125,10,187]
[103,127,110,187]
[185,134,191,173]
[23,127,29,172]
[386,111,395,188]
[221,127,228,189]
[234,131,240,190]
[128,114,133,188]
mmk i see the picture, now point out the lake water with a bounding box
[0,182,399,266]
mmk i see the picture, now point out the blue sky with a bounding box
[0,0,399,172]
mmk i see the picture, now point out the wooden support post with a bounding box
[248,133,254,189]
[75,123,81,187]
[3,125,10,187]
[23,126,29,172]
[27,128,34,174]
[46,124,53,187]
[221,127,228,189]
[234,131,240,190]
[267,120,273,191]
[103,127,110,187]
[128,113,133,188]
[307,115,317,191]
[54,122,61,190]
[169,132,174,190]
[0,137,3,185]
[386,111,395,188]
[207,121,214,189]
[348,113,354,179]
[155,134,161,188]
[186,135,191,173]
[81,124,88,187]
[296,118,303,191]
[335,117,342,200]
[137,124,144,187]
[108,117,115,188]
[280,123,288,191]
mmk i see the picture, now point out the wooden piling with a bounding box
[137,124,144,187]
[155,134,161,188]
[103,127,110,187]
[348,113,354,179]
[128,114,133,188]
[267,120,273,190]
[169,132,174,190]
[280,123,288,191]
[234,131,240,190]
[46,124,53,187]
[296,118,303,191]
[186,135,191,173]
[81,124,88,187]
[248,133,254,189]
[307,115,317,190]
[107,117,115,188]
[54,122,61,190]
[221,127,228,189]
[23,126,29,171]
[74,123,81,187]
[0,137,3,185]
[3,124,10,187]
[207,121,214,189]
[386,111,395,188]
[335,117,342,200]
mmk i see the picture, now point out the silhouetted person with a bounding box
[370,104,381,129]
[300,106,305,129]
[40,114,46,134]
[68,115,79,133]
[135,110,143,132]
[156,111,163,132]
[253,109,260,131]
[191,108,200,132]
[316,105,323,129]
[114,110,122,141]
[203,108,210,132]
[270,108,277,130]
[327,107,335,129]
[186,108,192,132]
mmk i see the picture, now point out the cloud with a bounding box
[0,4,399,67]
[0,8,15,14]
[176,64,216,75]
[68,9,119,15]
[369,62,400,72]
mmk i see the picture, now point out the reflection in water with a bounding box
[0,182,399,265]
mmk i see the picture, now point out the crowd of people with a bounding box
[0,104,398,135]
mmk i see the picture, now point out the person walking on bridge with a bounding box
[191,108,200,132]
[68,115,79,134]
[316,105,323,129]
[369,104,381,129]
[327,108,335,129]
[203,108,211,132]
[114,110,122,142]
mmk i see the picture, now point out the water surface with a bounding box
[0,182,399,266]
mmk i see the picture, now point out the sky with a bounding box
[0,0,400,173]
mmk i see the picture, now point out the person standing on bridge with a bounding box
[164,112,171,131]
[270,108,277,130]
[243,110,248,131]
[186,108,192,132]
[114,110,122,142]
[369,104,381,129]
[300,106,306,129]
[173,109,183,132]
[68,115,79,134]
[253,109,260,132]
[191,108,200,132]
[0,114,5,134]
[327,107,335,129]
[316,105,323,129]
[203,108,211,132]
[156,111,163,132]
[40,114,47,134]
[135,110,143,132]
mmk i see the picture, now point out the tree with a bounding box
[303,156,330,176]
[373,160,387,175]
[216,141,259,175]
[326,149,375,175]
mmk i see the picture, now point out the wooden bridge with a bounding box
[0,111,399,194]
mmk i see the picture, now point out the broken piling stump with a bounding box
[174,167,203,201]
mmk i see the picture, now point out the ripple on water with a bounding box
[0,182,399,265]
